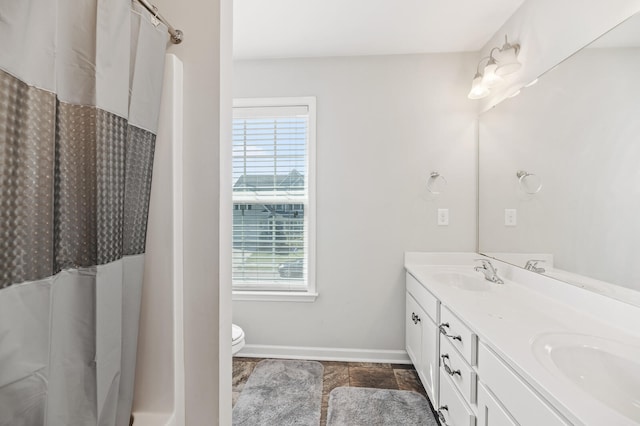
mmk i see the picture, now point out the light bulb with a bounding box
[495,39,521,76]
[482,60,503,88]
[467,74,490,100]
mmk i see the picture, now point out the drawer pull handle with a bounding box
[441,354,461,377]
[411,312,421,324]
[437,405,449,424]
[439,323,462,342]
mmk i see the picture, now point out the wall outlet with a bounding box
[505,209,517,226]
[437,208,449,226]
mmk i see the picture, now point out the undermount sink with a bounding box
[532,332,640,422]
[431,271,493,292]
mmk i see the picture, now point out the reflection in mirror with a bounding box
[478,12,640,307]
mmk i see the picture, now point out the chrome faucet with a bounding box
[474,259,504,284]
[524,259,546,273]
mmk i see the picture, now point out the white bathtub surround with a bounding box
[132,55,185,426]
[404,252,640,426]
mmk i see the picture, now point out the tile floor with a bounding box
[232,358,438,425]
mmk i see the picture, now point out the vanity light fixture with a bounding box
[467,35,522,100]
[481,49,503,88]
[468,62,491,100]
[495,35,521,76]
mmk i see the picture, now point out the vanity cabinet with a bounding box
[440,332,476,404]
[406,271,570,426]
[436,306,477,426]
[405,293,423,370]
[405,273,439,405]
[477,382,516,426]
[477,343,568,426]
[439,371,475,426]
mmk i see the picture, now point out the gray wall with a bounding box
[232,53,478,353]
[479,47,640,291]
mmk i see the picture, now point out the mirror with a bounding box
[478,12,640,307]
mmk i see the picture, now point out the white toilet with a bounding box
[232,324,245,355]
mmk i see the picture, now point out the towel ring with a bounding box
[427,172,447,194]
[517,170,542,194]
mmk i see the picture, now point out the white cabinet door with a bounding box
[406,293,423,371]
[438,372,476,426]
[421,313,438,405]
[477,382,516,426]
[407,292,439,404]
[477,343,569,426]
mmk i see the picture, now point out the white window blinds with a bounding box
[232,98,315,292]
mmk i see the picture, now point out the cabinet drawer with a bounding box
[438,370,475,426]
[440,334,476,404]
[477,382,517,426]
[477,343,569,426]
[406,272,439,322]
[440,305,477,365]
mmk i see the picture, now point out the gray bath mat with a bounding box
[327,387,437,426]
[232,359,324,426]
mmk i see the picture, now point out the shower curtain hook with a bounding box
[151,5,161,27]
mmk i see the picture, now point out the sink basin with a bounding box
[532,332,640,422]
[431,271,492,292]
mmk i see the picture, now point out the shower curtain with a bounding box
[0,1,167,425]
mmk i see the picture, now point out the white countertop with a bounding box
[404,252,640,426]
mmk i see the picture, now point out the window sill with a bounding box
[232,291,318,302]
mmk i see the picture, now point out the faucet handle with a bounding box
[525,259,546,273]
[474,258,495,270]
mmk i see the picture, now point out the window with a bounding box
[232,97,316,299]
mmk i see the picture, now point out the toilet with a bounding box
[232,324,245,355]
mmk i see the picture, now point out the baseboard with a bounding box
[236,344,412,364]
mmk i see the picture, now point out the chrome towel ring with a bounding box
[517,170,542,194]
[427,171,447,194]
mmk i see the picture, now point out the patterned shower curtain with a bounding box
[0,1,167,425]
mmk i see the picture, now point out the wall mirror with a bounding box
[478,12,640,307]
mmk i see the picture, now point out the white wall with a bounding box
[232,53,478,356]
[144,0,233,424]
[479,47,640,292]
[478,0,640,109]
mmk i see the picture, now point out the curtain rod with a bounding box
[135,0,183,44]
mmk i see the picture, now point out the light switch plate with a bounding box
[505,209,517,226]
[438,208,449,226]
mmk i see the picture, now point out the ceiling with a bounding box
[233,0,525,60]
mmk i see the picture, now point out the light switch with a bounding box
[505,209,517,226]
[438,208,449,226]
